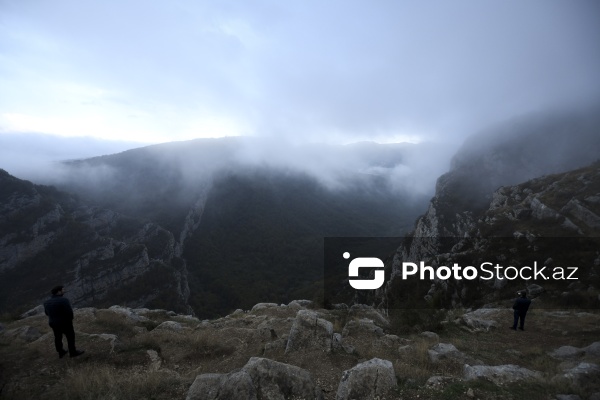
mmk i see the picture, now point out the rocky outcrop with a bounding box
[384,106,600,311]
[429,343,483,365]
[186,357,324,400]
[549,346,586,360]
[557,362,600,386]
[386,161,600,311]
[336,358,396,400]
[285,310,333,354]
[3,300,600,400]
[461,309,500,332]
[464,364,542,385]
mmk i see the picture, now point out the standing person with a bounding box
[43,285,85,358]
[511,290,531,331]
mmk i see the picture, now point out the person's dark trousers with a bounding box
[50,322,77,355]
[512,310,526,330]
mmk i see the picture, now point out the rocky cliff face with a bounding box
[0,169,192,313]
[387,107,600,309]
[387,162,600,310]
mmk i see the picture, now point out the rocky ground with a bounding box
[1,301,599,400]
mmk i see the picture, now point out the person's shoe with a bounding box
[70,350,85,358]
[509,326,516,330]
[58,349,68,359]
[519,327,524,331]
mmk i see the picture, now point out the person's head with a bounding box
[519,290,527,298]
[51,285,64,296]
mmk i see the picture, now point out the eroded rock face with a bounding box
[0,169,192,314]
[335,358,396,400]
[385,118,600,310]
[285,310,333,354]
[186,357,324,400]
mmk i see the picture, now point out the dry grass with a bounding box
[1,306,599,400]
[56,363,187,400]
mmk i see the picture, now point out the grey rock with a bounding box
[186,372,256,400]
[285,310,333,353]
[462,309,499,332]
[288,299,312,308]
[558,362,600,386]
[425,375,455,388]
[147,349,162,371]
[155,321,184,332]
[378,334,402,348]
[420,331,440,341]
[348,304,390,329]
[19,305,44,319]
[531,198,561,221]
[332,333,354,354]
[549,346,585,360]
[464,364,542,385]
[230,309,245,317]
[244,357,324,399]
[429,343,475,363]
[561,198,600,230]
[250,303,279,313]
[336,358,396,400]
[186,357,324,400]
[263,339,287,357]
[341,318,384,338]
[82,333,121,353]
[108,305,146,322]
[584,342,600,357]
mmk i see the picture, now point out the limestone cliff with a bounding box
[387,108,600,308]
[0,169,192,314]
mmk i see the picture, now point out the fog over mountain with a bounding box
[2,1,599,151]
[2,0,600,316]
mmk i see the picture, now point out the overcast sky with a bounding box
[1,0,599,150]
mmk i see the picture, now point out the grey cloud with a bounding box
[1,0,599,164]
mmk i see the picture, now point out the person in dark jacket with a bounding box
[43,285,84,358]
[511,290,532,331]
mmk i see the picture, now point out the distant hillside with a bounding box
[2,105,599,318]
[0,139,431,317]
[0,169,190,314]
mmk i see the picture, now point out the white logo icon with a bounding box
[345,252,385,290]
